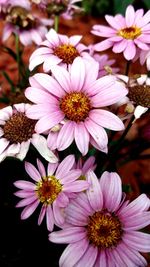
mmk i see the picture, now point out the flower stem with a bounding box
[15,34,21,84]
[125,60,131,76]
[54,15,59,32]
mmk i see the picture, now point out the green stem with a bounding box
[15,34,21,83]
[54,15,59,32]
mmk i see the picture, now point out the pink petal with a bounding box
[74,122,89,156]
[122,212,150,230]
[125,5,135,27]
[95,250,107,267]
[94,39,113,52]
[56,192,69,207]
[25,161,41,182]
[29,54,49,71]
[63,180,89,193]
[45,28,60,46]
[89,109,124,131]
[59,238,89,267]
[56,154,75,178]
[47,162,58,176]
[60,169,81,184]
[0,138,9,154]
[57,121,75,151]
[49,227,86,244]
[99,171,122,212]
[21,200,40,219]
[123,40,136,60]
[70,57,85,91]
[14,180,36,190]
[53,201,65,225]
[86,170,103,211]
[105,15,122,30]
[76,244,98,267]
[50,65,71,93]
[112,39,127,53]
[35,112,64,133]
[38,205,46,225]
[123,231,150,252]
[16,195,37,207]
[46,205,54,231]
[36,158,46,177]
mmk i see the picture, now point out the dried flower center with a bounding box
[118,26,141,39]
[47,1,68,16]
[128,85,150,107]
[87,211,123,248]
[36,175,62,205]
[60,92,91,122]
[53,44,80,64]
[6,6,35,29]
[3,112,36,143]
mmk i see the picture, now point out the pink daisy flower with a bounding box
[0,103,58,162]
[29,28,90,72]
[74,156,96,178]
[92,5,150,60]
[14,155,89,231]
[49,170,150,267]
[2,0,53,46]
[25,57,127,155]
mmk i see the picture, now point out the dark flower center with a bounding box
[60,92,91,122]
[128,85,150,107]
[36,175,62,204]
[3,112,36,143]
[53,44,80,64]
[87,210,123,248]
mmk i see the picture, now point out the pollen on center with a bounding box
[60,92,91,122]
[118,26,141,39]
[53,44,80,64]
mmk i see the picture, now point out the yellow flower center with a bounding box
[53,44,80,64]
[3,112,36,144]
[128,85,150,107]
[60,92,91,122]
[87,210,123,248]
[118,26,141,39]
[36,175,62,205]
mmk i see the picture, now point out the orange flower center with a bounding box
[3,112,36,143]
[36,175,62,205]
[118,26,141,39]
[87,210,123,248]
[60,92,91,122]
[53,44,80,64]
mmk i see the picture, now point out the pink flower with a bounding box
[92,5,150,60]
[139,49,150,70]
[25,57,127,155]
[49,171,150,267]
[29,28,90,72]
[2,0,53,45]
[74,156,96,177]
[0,103,58,162]
[14,155,89,231]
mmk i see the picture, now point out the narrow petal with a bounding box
[60,169,81,184]
[21,200,40,219]
[70,57,85,92]
[75,244,98,267]
[49,227,86,243]
[123,40,136,60]
[14,180,36,190]
[25,161,41,182]
[94,40,113,52]
[86,170,103,211]
[16,195,37,207]
[56,154,75,178]
[57,121,75,151]
[35,112,64,133]
[0,138,9,154]
[63,180,89,193]
[123,231,150,252]
[38,205,46,225]
[74,122,89,155]
[50,65,71,93]
[125,5,135,27]
[46,205,54,231]
[36,158,46,177]
[53,201,65,225]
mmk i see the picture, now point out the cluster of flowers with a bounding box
[0,0,150,266]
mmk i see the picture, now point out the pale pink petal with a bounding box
[95,250,107,267]
[134,9,144,25]
[43,56,62,72]
[86,170,103,211]
[38,205,46,225]
[19,31,32,46]
[105,15,122,30]
[85,119,108,150]
[123,231,150,252]
[47,162,58,176]
[6,143,20,155]
[123,40,136,60]
[86,75,115,96]
[99,171,122,212]
[45,28,60,46]
[26,104,58,120]
[60,169,81,184]
[94,39,113,51]
[74,122,89,156]
[75,244,98,267]
[15,141,30,160]
[36,158,46,177]
[69,35,82,46]
[70,57,85,91]
[125,5,135,27]
[49,227,86,244]
[14,190,35,198]
[56,192,69,207]
[0,106,12,120]
[31,134,58,163]
[53,201,65,225]
[14,180,36,190]
[112,39,127,53]
[63,180,89,192]
[92,25,116,36]
[47,131,59,150]
[122,212,150,230]
[89,109,124,131]
[0,138,9,154]
[16,195,37,207]
[2,23,13,41]
[35,112,64,133]
[137,10,150,27]
[46,205,54,231]
[29,54,49,71]
[57,121,75,151]
[56,154,75,177]
[25,161,41,182]
[59,238,89,267]
[134,39,149,50]
[21,200,40,219]
[50,65,71,93]
[25,87,59,104]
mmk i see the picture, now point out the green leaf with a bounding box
[143,0,150,9]
[113,0,135,15]
[1,71,15,92]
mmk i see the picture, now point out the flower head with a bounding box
[29,28,90,72]
[92,5,150,60]
[14,155,89,231]
[0,103,58,162]
[49,171,150,267]
[25,57,127,155]
[2,0,53,45]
